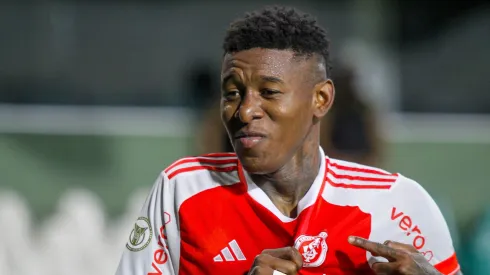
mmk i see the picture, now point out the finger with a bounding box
[348,236,399,261]
[248,265,274,275]
[253,254,299,275]
[371,261,399,274]
[383,240,418,253]
[261,247,303,270]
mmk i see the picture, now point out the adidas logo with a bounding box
[213,240,246,262]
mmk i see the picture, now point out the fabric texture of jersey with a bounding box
[115,147,460,275]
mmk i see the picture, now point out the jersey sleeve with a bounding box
[115,172,177,275]
[367,174,460,275]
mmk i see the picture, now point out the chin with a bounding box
[237,154,276,175]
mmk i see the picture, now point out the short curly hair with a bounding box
[223,6,331,78]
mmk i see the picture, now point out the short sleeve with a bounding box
[367,174,460,275]
[115,173,177,275]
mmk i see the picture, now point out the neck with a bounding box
[250,131,321,218]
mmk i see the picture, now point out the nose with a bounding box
[235,90,264,123]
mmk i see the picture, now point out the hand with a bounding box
[348,236,442,275]
[248,247,303,275]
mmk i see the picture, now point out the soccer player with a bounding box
[115,6,461,275]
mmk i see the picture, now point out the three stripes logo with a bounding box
[213,240,246,262]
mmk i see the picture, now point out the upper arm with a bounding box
[368,175,460,275]
[115,172,177,275]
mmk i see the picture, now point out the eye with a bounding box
[223,90,240,101]
[261,89,281,98]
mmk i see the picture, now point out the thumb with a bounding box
[262,247,303,270]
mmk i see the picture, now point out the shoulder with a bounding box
[324,159,457,269]
[163,152,239,180]
[159,152,242,209]
[326,157,399,190]
[326,157,433,197]
[324,157,444,221]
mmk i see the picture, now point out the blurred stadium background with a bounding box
[1,0,489,274]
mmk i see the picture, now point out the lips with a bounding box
[234,130,267,149]
[234,131,267,139]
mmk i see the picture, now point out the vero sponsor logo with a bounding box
[390,207,426,250]
[147,212,172,275]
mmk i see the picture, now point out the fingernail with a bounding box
[348,236,356,244]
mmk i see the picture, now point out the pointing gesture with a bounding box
[348,236,443,275]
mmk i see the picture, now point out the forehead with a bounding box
[221,48,309,79]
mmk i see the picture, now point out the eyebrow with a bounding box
[221,74,234,84]
[260,75,285,85]
[221,74,238,90]
[221,74,285,89]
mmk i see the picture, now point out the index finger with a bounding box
[348,236,399,261]
[262,247,303,270]
[384,240,418,253]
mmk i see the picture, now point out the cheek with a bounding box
[271,100,312,137]
[221,104,235,123]
[273,97,311,123]
[222,104,234,112]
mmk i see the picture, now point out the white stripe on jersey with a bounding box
[328,158,395,176]
[327,158,398,187]
[328,165,397,180]
[326,173,395,187]
[165,157,238,177]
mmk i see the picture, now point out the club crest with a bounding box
[294,231,328,267]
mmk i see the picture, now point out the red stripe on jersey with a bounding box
[329,170,397,183]
[167,165,238,180]
[165,157,237,173]
[434,253,460,275]
[329,161,396,176]
[326,178,392,189]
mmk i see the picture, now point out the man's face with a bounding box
[220,48,323,174]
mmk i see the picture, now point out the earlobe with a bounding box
[314,79,335,117]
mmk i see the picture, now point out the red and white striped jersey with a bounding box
[115,147,460,275]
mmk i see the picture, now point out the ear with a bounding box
[313,79,335,119]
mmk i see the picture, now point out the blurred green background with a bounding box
[2,133,488,237]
